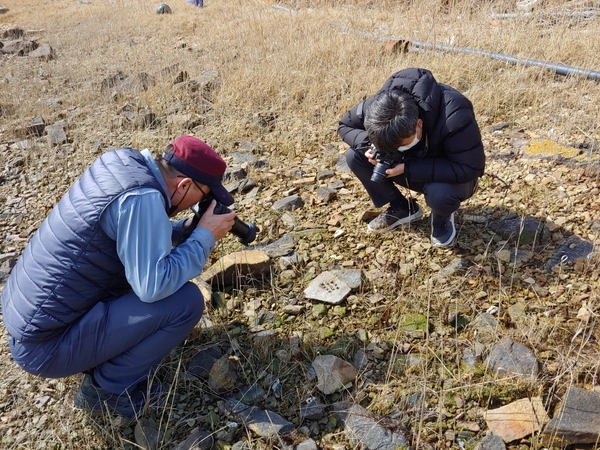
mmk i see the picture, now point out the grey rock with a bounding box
[279,252,300,269]
[484,122,512,132]
[224,166,247,182]
[0,27,23,39]
[437,257,469,278]
[220,399,294,438]
[234,384,266,405]
[496,248,533,265]
[336,153,351,173]
[332,402,411,450]
[154,63,181,80]
[0,253,17,264]
[133,110,157,129]
[100,72,155,95]
[312,354,357,395]
[462,347,477,370]
[469,312,499,345]
[230,149,258,165]
[1,39,38,56]
[255,234,295,257]
[316,186,337,203]
[187,345,222,378]
[120,72,156,94]
[100,72,128,94]
[296,438,318,450]
[488,215,548,245]
[0,6,8,14]
[272,194,304,212]
[156,3,172,14]
[299,397,324,421]
[27,116,45,137]
[353,349,369,370]
[28,43,55,60]
[47,123,67,146]
[197,69,220,94]
[304,271,351,305]
[331,269,363,290]
[172,428,213,450]
[238,178,256,193]
[134,418,162,450]
[545,234,594,271]
[474,431,506,450]
[543,386,600,444]
[317,170,335,180]
[328,179,345,189]
[208,356,238,391]
[485,337,539,379]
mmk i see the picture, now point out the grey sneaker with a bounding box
[368,200,423,233]
[431,212,456,247]
[74,374,167,418]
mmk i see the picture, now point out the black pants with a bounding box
[346,148,477,217]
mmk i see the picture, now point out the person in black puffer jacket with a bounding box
[339,68,485,247]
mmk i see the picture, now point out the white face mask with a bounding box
[397,135,420,152]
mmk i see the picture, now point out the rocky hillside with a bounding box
[1,1,600,449]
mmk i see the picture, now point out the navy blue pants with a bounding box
[8,282,204,394]
[346,148,477,216]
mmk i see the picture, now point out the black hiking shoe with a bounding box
[430,212,456,247]
[73,374,167,419]
[368,200,423,233]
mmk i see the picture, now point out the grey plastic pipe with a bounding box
[407,39,600,81]
[333,23,600,82]
[491,10,599,19]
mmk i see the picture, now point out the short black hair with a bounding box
[364,90,420,154]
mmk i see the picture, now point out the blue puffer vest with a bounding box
[1,148,168,343]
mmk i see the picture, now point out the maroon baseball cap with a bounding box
[163,135,234,206]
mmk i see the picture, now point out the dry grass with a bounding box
[1,0,600,448]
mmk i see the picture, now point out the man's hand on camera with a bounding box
[385,163,405,177]
[365,147,377,165]
[197,200,236,241]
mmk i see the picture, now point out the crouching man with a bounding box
[339,68,485,247]
[1,135,236,418]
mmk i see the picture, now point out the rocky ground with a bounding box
[1,1,600,449]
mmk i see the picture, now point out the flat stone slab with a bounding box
[254,233,295,257]
[332,402,411,450]
[220,399,294,439]
[543,386,600,444]
[331,269,363,290]
[485,337,539,379]
[304,271,351,304]
[201,250,271,288]
[545,235,594,271]
[485,397,549,442]
[488,215,548,245]
[312,355,357,395]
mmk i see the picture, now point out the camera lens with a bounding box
[211,203,258,245]
[230,219,258,245]
[370,161,390,184]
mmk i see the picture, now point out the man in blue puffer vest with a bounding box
[0,135,236,418]
[339,68,485,247]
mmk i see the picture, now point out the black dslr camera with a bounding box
[370,147,396,184]
[368,142,426,184]
[180,194,258,245]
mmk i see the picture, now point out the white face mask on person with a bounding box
[397,135,420,152]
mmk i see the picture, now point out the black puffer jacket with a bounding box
[338,68,485,184]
